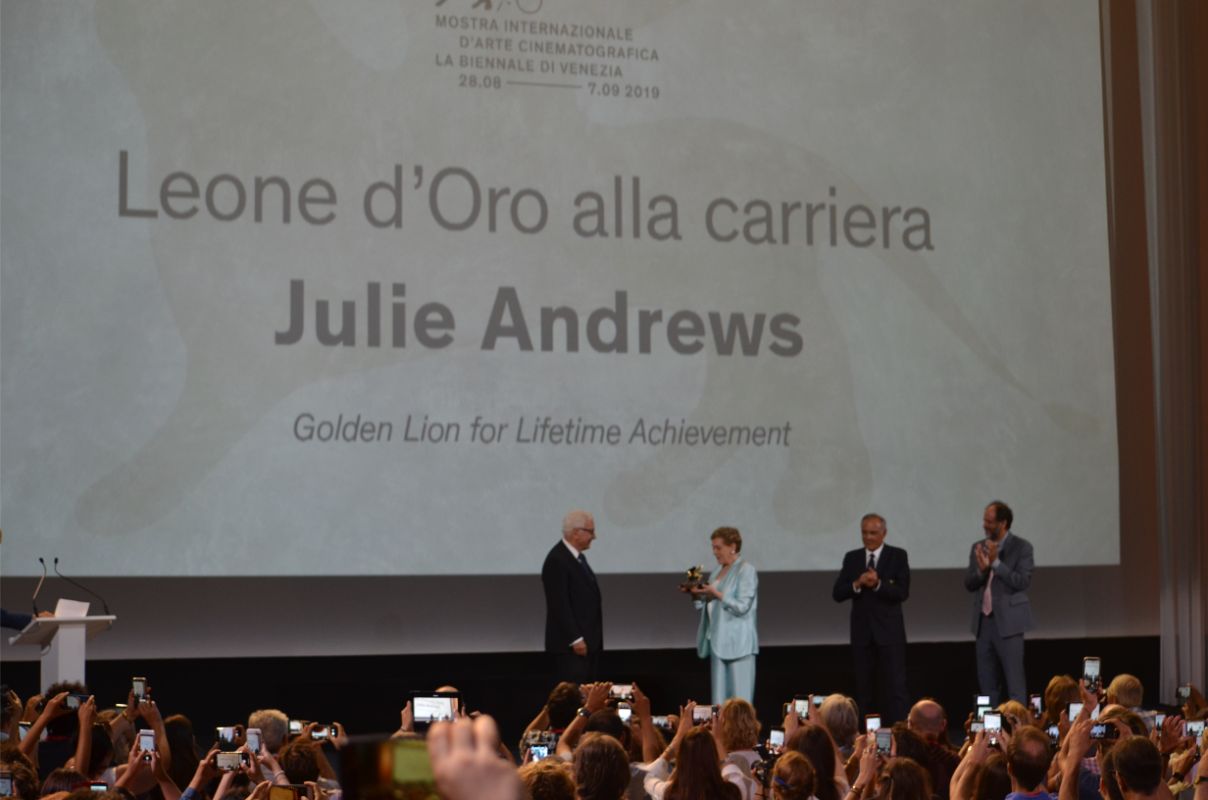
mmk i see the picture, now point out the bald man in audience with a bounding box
[908,699,961,798]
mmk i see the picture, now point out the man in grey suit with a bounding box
[965,500,1034,704]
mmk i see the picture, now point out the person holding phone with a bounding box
[833,512,912,724]
[965,501,1034,705]
[542,510,604,682]
[687,527,759,703]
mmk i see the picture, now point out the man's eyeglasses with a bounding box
[575,527,596,534]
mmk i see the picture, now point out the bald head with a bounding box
[908,699,947,739]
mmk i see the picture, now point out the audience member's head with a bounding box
[1042,676,1081,724]
[572,733,631,800]
[997,701,1029,729]
[1100,746,1125,800]
[164,714,200,788]
[890,723,931,765]
[1110,738,1163,798]
[584,710,631,750]
[0,759,39,800]
[877,757,932,800]
[248,708,289,752]
[971,754,1011,800]
[1104,675,1143,709]
[546,682,583,730]
[519,758,576,800]
[278,739,320,784]
[907,699,947,741]
[1097,707,1147,736]
[84,723,114,779]
[788,724,841,800]
[819,695,861,751]
[719,698,760,752]
[664,727,740,800]
[43,682,88,737]
[771,751,817,800]
[1005,726,1051,793]
[40,768,89,796]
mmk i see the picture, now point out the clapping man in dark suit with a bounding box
[542,509,603,682]
[965,500,1034,704]
[833,512,911,723]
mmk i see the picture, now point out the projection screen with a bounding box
[1,0,1118,577]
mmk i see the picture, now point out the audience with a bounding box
[1,669,1201,800]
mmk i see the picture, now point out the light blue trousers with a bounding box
[710,653,756,703]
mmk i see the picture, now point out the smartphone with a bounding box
[1029,694,1042,716]
[692,705,718,724]
[971,722,984,734]
[216,752,245,772]
[769,728,785,750]
[793,697,810,717]
[528,744,550,760]
[411,692,460,732]
[288,719,303,735]
[984,712,1002,744]
[865,714,881,733]
[813,694,828,708]
[975,694,991,707]
[18,722,30,741]
[216,726,238,747]
[617,704,632,723]
[1083,657,1101,689]
[65,693,89,711]
[1090,723,1118,741]
[90,783,108,793]
[0,770,12,798]
[652,715,671,730]
[1068,702,1084,720]
[1155,712,1167,730]
[609,684,634,701]
[268,787,300,800]
[1046,724,1060,745]
[310,726,331,741]
[132,677,146,701]
[1177,685,1192,701]
[246,728,262,753]
[138,729,156,753]
[1186,720,1206,739]
[976,705,991,721]
[875,728,893,755]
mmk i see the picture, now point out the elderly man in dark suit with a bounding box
[542,509,603,682]
[965,500,1034,704]
[833,512,911,723]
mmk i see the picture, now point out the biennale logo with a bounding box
[435,0,544,13]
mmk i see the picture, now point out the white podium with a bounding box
[7,615,115,689]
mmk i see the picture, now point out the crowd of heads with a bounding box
[1,671,1205,800]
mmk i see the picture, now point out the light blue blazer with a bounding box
[695,558,759,660]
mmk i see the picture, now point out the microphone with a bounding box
[32,557,48,615]
[52,558,111,616]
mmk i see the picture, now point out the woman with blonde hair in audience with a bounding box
[770,751,817,800]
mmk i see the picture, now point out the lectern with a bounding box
[7,607,115,689]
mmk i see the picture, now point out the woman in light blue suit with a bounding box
[688,526,759,703]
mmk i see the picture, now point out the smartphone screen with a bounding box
[138,730,156,753]
[692,705,714,723]
[652,716,670,729]
[132,677,146,700]
[1083,657,1100,679]
[971,722,984,733]
[268,787,300,800]
[865,715,881,733]
[793,698,810,717]
[975,694,991,707]
[216,727,237,746]
[390,738,437,793]
[1046,724,1059,744]
[1186,720,1206,739]
[609,684,633,700]
[1155,713,1167,729]
[216,752,242,772]
[0,773,13,798]
[983,713,1002,732]
[813,694,827,707]
[413,695,457,723]
[617,705,632,723]
[90,782,107,793]
[769,729,785,748]
[1029,695,1042,715]
[1177,685,1192,700]
[977,705,991,721]
[288,720,303,735]
[246,729,262,752]
[875,729,892,754]
[1068,702,1084,719]
[528,744,549,760]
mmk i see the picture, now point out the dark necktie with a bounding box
[868,552,876,570]
[578,553,597,586]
